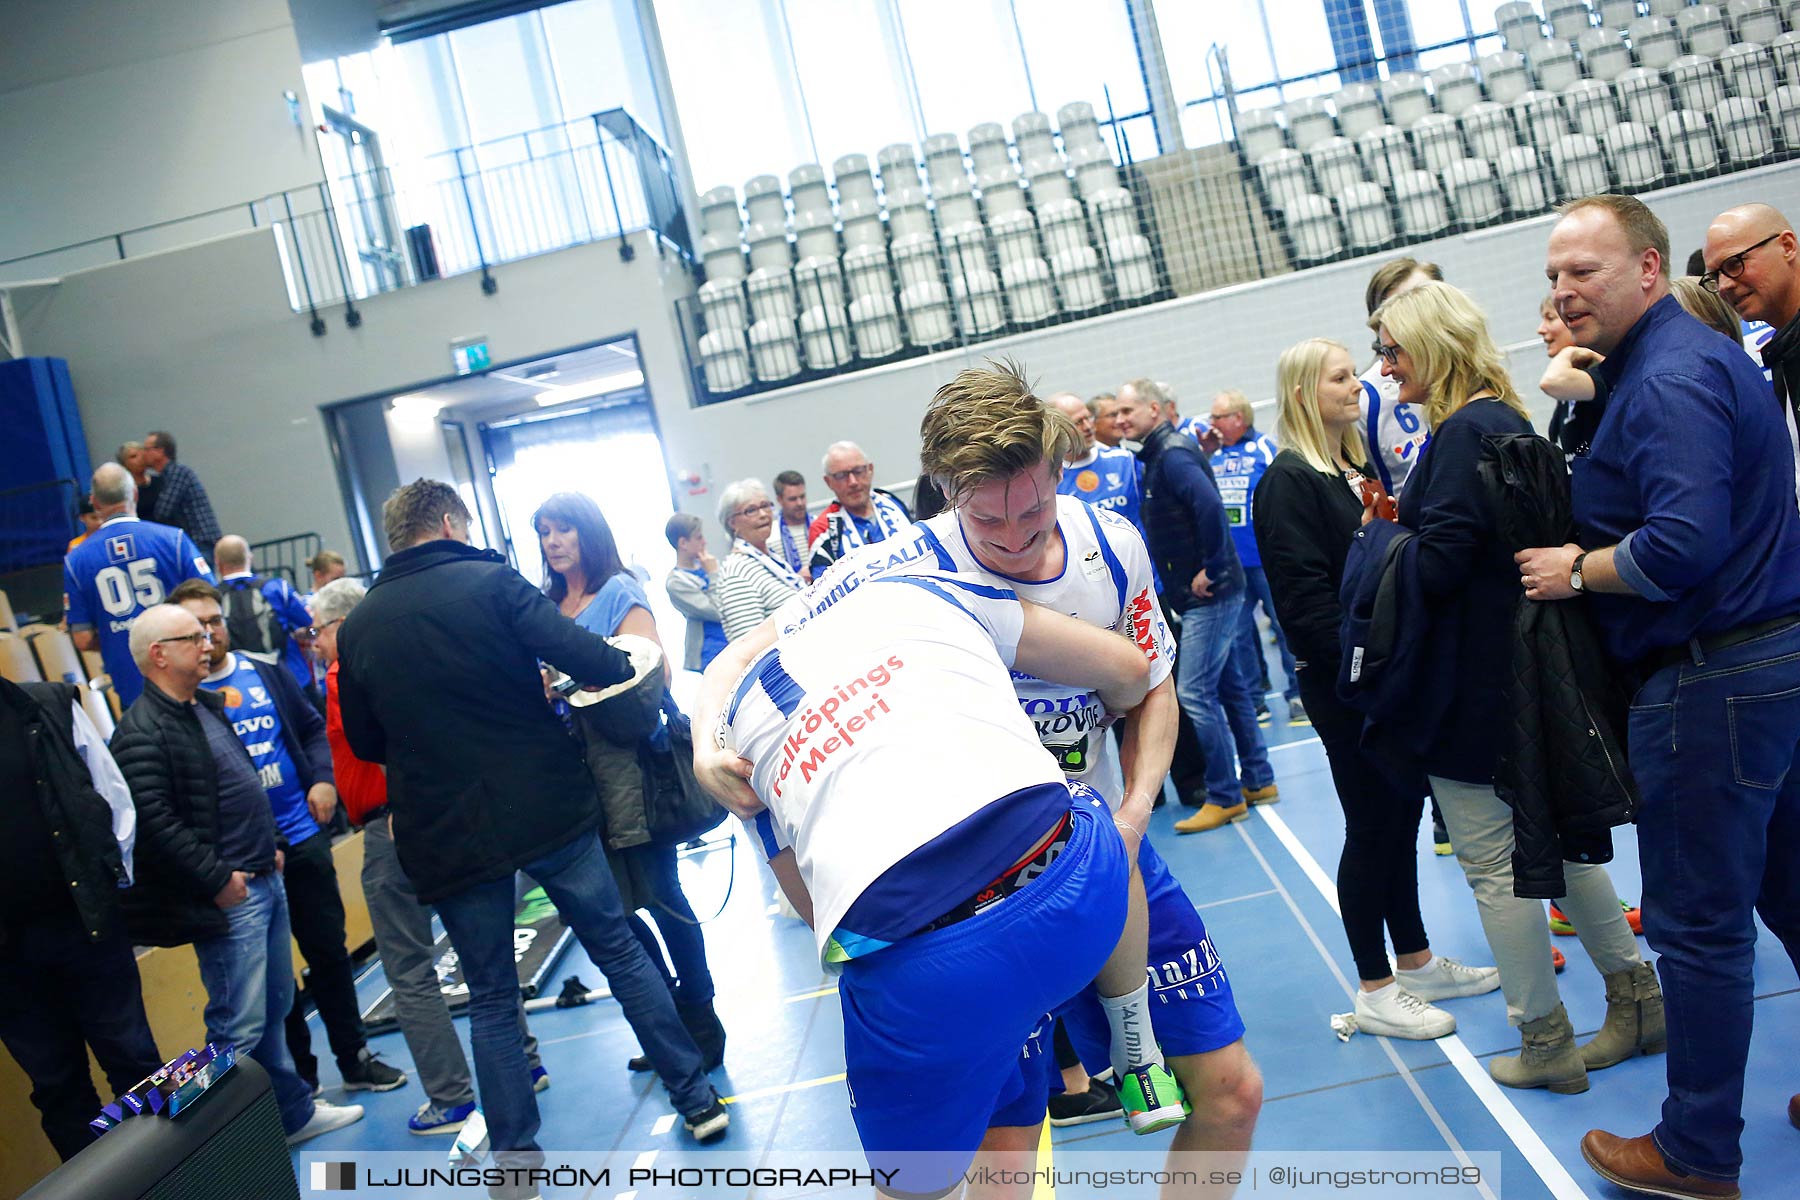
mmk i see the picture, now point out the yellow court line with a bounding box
[785,985,840,1002]
[722,1072,847,1105]
[1032,1117,1054,1200]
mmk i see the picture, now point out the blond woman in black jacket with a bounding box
[1255,337,1497,1042]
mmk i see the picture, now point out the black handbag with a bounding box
[640,708,728,845]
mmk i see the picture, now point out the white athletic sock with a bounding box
[1099,981,1163,1078]
[1396,954,1436,976]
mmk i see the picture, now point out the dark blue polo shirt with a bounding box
[1573,295,1800,663]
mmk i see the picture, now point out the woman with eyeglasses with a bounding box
[532,491,726,1071]
[1368,282,1655,1096]
[1253,338,1493,1042]
[712,479,805,642]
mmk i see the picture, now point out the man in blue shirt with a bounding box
[171,579,405,1100]
[1521,194,1800,1200]
[1200,390,1303,726]
[64,463,213,707]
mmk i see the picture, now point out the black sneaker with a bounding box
[683,1092,730,1141]
[1047,1078,1123,1127]
[342,1048,407,1092]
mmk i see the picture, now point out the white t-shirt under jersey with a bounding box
[724,571,1061,970]
[782,494,1175,808]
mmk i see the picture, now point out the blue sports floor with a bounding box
[292,683,1800,1197]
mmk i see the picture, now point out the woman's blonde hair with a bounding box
[1670,275,1745,343]
[1274,338,1368,473]
[1370,281,1528,432]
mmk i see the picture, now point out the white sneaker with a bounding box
[286,1099,365,1145]
[1354,985,1456,1040]
[1395,955,1502,1001]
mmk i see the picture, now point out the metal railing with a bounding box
[248,531,323,590]
[0,109,689,334]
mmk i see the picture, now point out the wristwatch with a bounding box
[1570,551,1589,593]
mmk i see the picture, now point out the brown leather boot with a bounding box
[1580,1130,1740,1199]
[1582,962,1666,1069]
[1489,1003,1588,1093]
[1173,801,1248,833]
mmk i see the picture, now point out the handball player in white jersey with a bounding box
[693,567,1148,1196]
[722,363,1264,1189]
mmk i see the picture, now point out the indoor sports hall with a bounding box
[2,2,1797,1198]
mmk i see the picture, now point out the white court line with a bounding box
[631,1150,658,1171]
[1195,887,1279,910]
[613,1191,637,1200]
[650,1113,676,1136]
[1249,796,1593,1200]
[1266,735,1322,754]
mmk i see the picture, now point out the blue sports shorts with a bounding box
[838,785,1128,1196]
[1057,834,1247,1071]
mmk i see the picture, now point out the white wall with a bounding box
[12,159,1800,559]
[0,0,323,264]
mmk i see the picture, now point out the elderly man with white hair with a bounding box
[110,604,363,1146]
[805,440,914,575]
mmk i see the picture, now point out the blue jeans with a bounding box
[434,831,712,1156]
[1628,619,1800,1181]
[1176,595,1274,807]
[623,842,716,1005]
[1239,565,1298,701]
[191,874,315,1134]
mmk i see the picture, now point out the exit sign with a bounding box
[451,335,491,375]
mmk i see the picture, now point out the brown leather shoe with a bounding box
[1790,1093,1799,1131]
[1580,1130,1739,1199]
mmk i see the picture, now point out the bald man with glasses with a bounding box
[111,604,364,1146]
[1704,203,1800,510]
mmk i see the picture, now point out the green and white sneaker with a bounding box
[1117,1062,1189,1134]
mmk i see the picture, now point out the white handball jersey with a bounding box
[785,494,1173,807]
[725,571,1063,970]
[1358,362,1431,494]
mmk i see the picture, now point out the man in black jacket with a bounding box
[336,480,726,1166]
[1115,381,1275,834]
[112,604,363,1146]
[0,677,162,1160]
[170,579,405,1100]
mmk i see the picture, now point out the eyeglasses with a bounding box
[156,631,213,648]
[315,618,344,634]
[1371,340,1404,366]
[1700,233,1782,292]
[823,463,874,484]
[194,614,225,630]
[731,501,775,519]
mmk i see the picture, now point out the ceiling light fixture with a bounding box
[534,369,646,407]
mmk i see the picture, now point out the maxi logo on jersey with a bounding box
[1126,587,1161,661]
[770,654,906,800]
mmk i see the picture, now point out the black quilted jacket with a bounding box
[1478,433,1637,899]
[110,682,239,946]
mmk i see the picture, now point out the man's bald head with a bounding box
[91,462,136,514]
[1045,392,1094,456]
[213,535,250,574]
[1704,203,1800,327]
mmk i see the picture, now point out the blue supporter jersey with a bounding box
[1057,445,1145,534]
[64,516,214,706]
[200,653,319,847]
[1210,433,1279,569]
